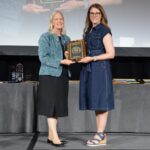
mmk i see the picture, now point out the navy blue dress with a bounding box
[79,24,114,111]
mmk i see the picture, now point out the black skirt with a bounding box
[38,69,69,117]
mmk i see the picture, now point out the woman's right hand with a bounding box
[56,0,83,11]
[60,59,75,66]
[78,56,94,63]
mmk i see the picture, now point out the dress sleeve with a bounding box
[101,26,112,39]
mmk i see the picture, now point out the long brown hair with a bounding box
[83,3,110,37]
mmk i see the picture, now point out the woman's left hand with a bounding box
[78,57,93,63]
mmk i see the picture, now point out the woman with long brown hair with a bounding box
[79,3,115,146]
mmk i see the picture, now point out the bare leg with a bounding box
[87,111,108,145]
[47,117,61,144]
[95,111,108,133]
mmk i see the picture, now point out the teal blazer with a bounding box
[38,32,70,77]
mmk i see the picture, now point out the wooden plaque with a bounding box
[67,40,86,61]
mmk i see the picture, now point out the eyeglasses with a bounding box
[90,12,101,16]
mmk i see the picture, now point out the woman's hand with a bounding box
[22,3,49,13]
[78,56,93,63]
[60,59,75,66]
[56,0,83,11]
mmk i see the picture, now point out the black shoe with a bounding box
[136,78,145,84]
[50,141,65,147]
[47,139,67,144]
[47,139,52,144]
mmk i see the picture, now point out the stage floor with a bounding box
[0,133,150,150]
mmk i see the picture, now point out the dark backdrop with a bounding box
[0,46,150,81]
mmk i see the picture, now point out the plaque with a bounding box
[67,40,86,61]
